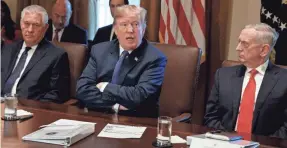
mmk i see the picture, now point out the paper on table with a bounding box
[17,109,33,118]
[171,135,186,144]
[98,124,146,139]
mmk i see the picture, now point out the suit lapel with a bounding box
[116,39,147,85]
[231,65,246,127]
[20,39,49,78]
[60,25,69,42]
[3,41,24,83]
[252,63,280,130]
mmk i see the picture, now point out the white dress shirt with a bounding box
[52,25,65,42]
[235,60,269,130]
[11,43,38,95]
[110,27,115,41]
[97,46,133,111]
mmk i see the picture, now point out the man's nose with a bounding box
[126,24,134,32]
[27,25,33,32]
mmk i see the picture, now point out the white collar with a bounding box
[245,60,269,75]
[119,45,133,56]
[22,42,38,50]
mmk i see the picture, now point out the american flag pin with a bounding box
[134,57,138,61]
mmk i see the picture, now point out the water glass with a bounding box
[156,116,172,146]
[4,93,18,117]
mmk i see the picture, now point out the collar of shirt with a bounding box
[21,42,38,54]
[52,25,65,40]
[245,60,269,76]
[119,45,133,56]
[110,27,115,41]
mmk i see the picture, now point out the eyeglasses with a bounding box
[118,22,140,30]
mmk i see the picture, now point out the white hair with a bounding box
[113,5,147,29]
[21,5,48,24]
[244,23,279,50]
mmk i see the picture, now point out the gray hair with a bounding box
[244,23,279,50]
[21,5,48,25]
[113,5,147,29]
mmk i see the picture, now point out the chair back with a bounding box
[52,41,87,98]
[153,43,202,117]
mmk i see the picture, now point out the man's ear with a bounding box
[260,44,270,57]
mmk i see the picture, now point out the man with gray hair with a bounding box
[204,23,287,138]
[45,0,87,45]
[76,5,167,118]
[1,5,70,103]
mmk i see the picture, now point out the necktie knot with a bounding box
[121,51,129,58]
[250,69,258,77]
[25,47,31,52]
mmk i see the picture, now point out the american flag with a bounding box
[159,0,206,56]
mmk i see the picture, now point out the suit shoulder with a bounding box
[97,24,113,32]
[145,42,167,60]
[90,41,112,55]
[216,65,243,75]
[68,23,87,33]
[45,42,67,55]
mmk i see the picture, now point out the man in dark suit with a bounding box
[204,23,287,139]
[44,0,87,45]
[76,5,167,118]
[91,0,129,46]
[1,5,70,103]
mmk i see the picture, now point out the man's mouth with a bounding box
[126,37,134,41]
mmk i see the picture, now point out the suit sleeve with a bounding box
[272,101,287,138]
[204,69,226,130]
[76,48,115,109]
[42,52,70,103]
[102,56,167,109]
[81,29,88,45]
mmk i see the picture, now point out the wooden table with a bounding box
[1,99,287,148]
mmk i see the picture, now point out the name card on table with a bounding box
[187,134,259,148]
[98,124,146,139]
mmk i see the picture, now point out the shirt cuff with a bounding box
[112,103,120,113]
[98,82,109,92]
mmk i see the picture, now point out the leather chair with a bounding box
[222,60,287,69]
[52,41,87,100]
[153,43,202,122]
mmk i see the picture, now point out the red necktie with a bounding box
[53,29,60,42]
[237,69,258,133]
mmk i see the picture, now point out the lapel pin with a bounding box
[134,57,138,61]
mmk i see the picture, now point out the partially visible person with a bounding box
[45,0,87,45]
[1,5,70,103]
[1,1,16,47]
[76,5,167,118]
[91,0,129,46]
[204,23,287,139]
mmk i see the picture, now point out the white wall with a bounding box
[227,0,261,60]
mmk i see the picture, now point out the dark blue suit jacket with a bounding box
[76,39,167,118]
[204,62,287,139]
[91,24,117,46]
[1,39,70,103]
